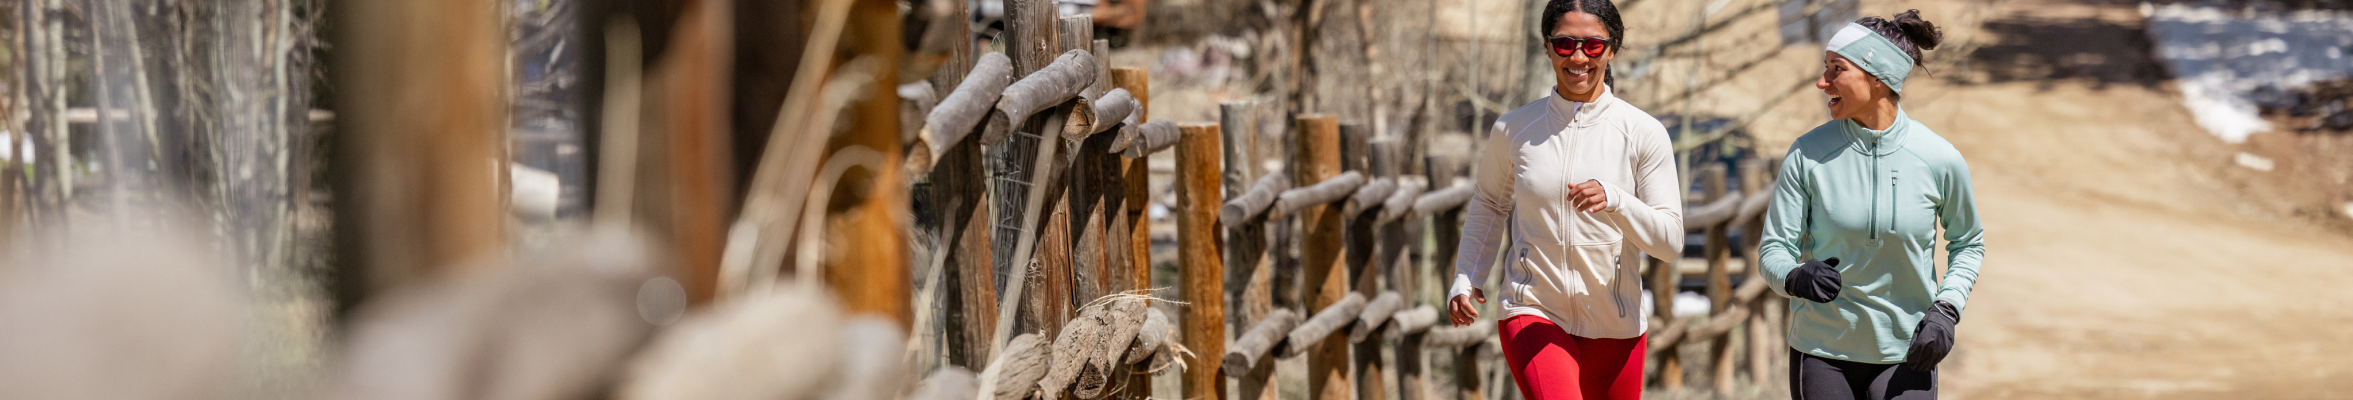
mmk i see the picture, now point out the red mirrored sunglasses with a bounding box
[1547,35,1611,58]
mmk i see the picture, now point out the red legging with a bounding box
[1497,315,1648,400]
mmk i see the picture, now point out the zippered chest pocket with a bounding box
[1889,170,1941,242]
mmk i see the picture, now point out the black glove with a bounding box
[1903,301,1961,372]
[1786,257,1842,303]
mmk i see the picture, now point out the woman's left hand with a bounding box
[1567,179,1609,213]
[1902,301,1961,371]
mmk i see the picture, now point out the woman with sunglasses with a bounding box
[1757,10,1985,400]
[1444,0,1680,398]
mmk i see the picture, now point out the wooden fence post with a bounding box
[1377,136,1423,400]
[1107,66,1153,400]
[1741,157,1779,387]
[1702,163,1733,394]
[1454,345,1485,400]
[1418,148,1471,400]
[1060,14,1111,316]
[1222,102,1265,335]
[985,0,1063,357]
[1344,125,1386,400]
[1651,257,1680,387]
[1296,114,1350,400]
[1219,101,1283,400]
[931,40,998,374]
[330,0,510,299]
[1177,123,1228,400]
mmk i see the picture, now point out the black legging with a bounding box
[1789,349,1936,400]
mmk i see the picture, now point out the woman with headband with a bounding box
[1444,0,1682,398]
[1757,10,1986,399]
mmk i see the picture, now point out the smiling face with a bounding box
[1817,52,1889,121]
[1549,12,1612,101]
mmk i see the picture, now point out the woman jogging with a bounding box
[1757,10,1987,400]
[1443,0,1682,398]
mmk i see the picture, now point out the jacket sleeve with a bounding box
[1758,149,1812,298]
[1449,123,1515,301]
[1934,156,1987,314]
[1598,121,1684,263]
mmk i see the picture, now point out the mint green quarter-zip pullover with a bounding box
[1758,109,1987,363]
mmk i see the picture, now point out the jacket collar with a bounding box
[1841,108,1913,156]
[1548,85,1616,128]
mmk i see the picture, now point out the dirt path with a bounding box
[1889,1,2353,397]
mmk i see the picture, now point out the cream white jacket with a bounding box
[1448,86,1684,339]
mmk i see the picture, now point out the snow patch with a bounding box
[2146,4,2353,143]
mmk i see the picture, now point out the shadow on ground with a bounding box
[1957,16,2172,90]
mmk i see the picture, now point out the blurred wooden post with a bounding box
[1651,257,1679,387]
[1224,102,1279,400]
[1416,149,1472,400]
[1296,114,1350,400]
[1107,66,1153,400]
[1380,137,1422,400]
[1425,150,1465,305]
[1222,102,1262,332]
[1741,157,1778,385]
[829,0,912,324]
[1702,163,1732,394]
[329,0,510,299]
[1453,346,1485,400]
[1344,124,1385,400]
[1176,123,1227,400]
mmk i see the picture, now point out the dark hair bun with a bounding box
[1892,9,1942,51]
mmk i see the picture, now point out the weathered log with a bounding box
[1420,322,1493,349]
[1069,88,1136,138]
[1222,309,1301,378]
[907,367,978,400]
[899,82,939,147]
[1376,179,1426,224]
[614,282,841,400]
[1410,184,1472,215]
[1095,297,1151,370]
[917,52,1013,145]
[1046,295,1150,400]
[1072,295,1143,397]
[820,319,913,400]
[1348,292,1405,343]
[1040,308,1107,400]
[1683,191,1746,229]
[1646,277,1773,351]
[1220,174,1291,226]
[981,49,1098,146]
[1269,171,1366,219]
[983,333,1053,400]
[1120,119,1180,158]
[1342,177,1397,218]
[911,52,1013,173]
[1734,180,1773,226]
[1125,307,1174,364]
[1282,292,1368,358]
[1386,305,1440,339]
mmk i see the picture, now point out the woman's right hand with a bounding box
[1788,257,1844,303]
[1447,288,1487,326]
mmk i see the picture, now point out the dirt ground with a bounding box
[1127,0,2353,397]
[1865,0,2353,398]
